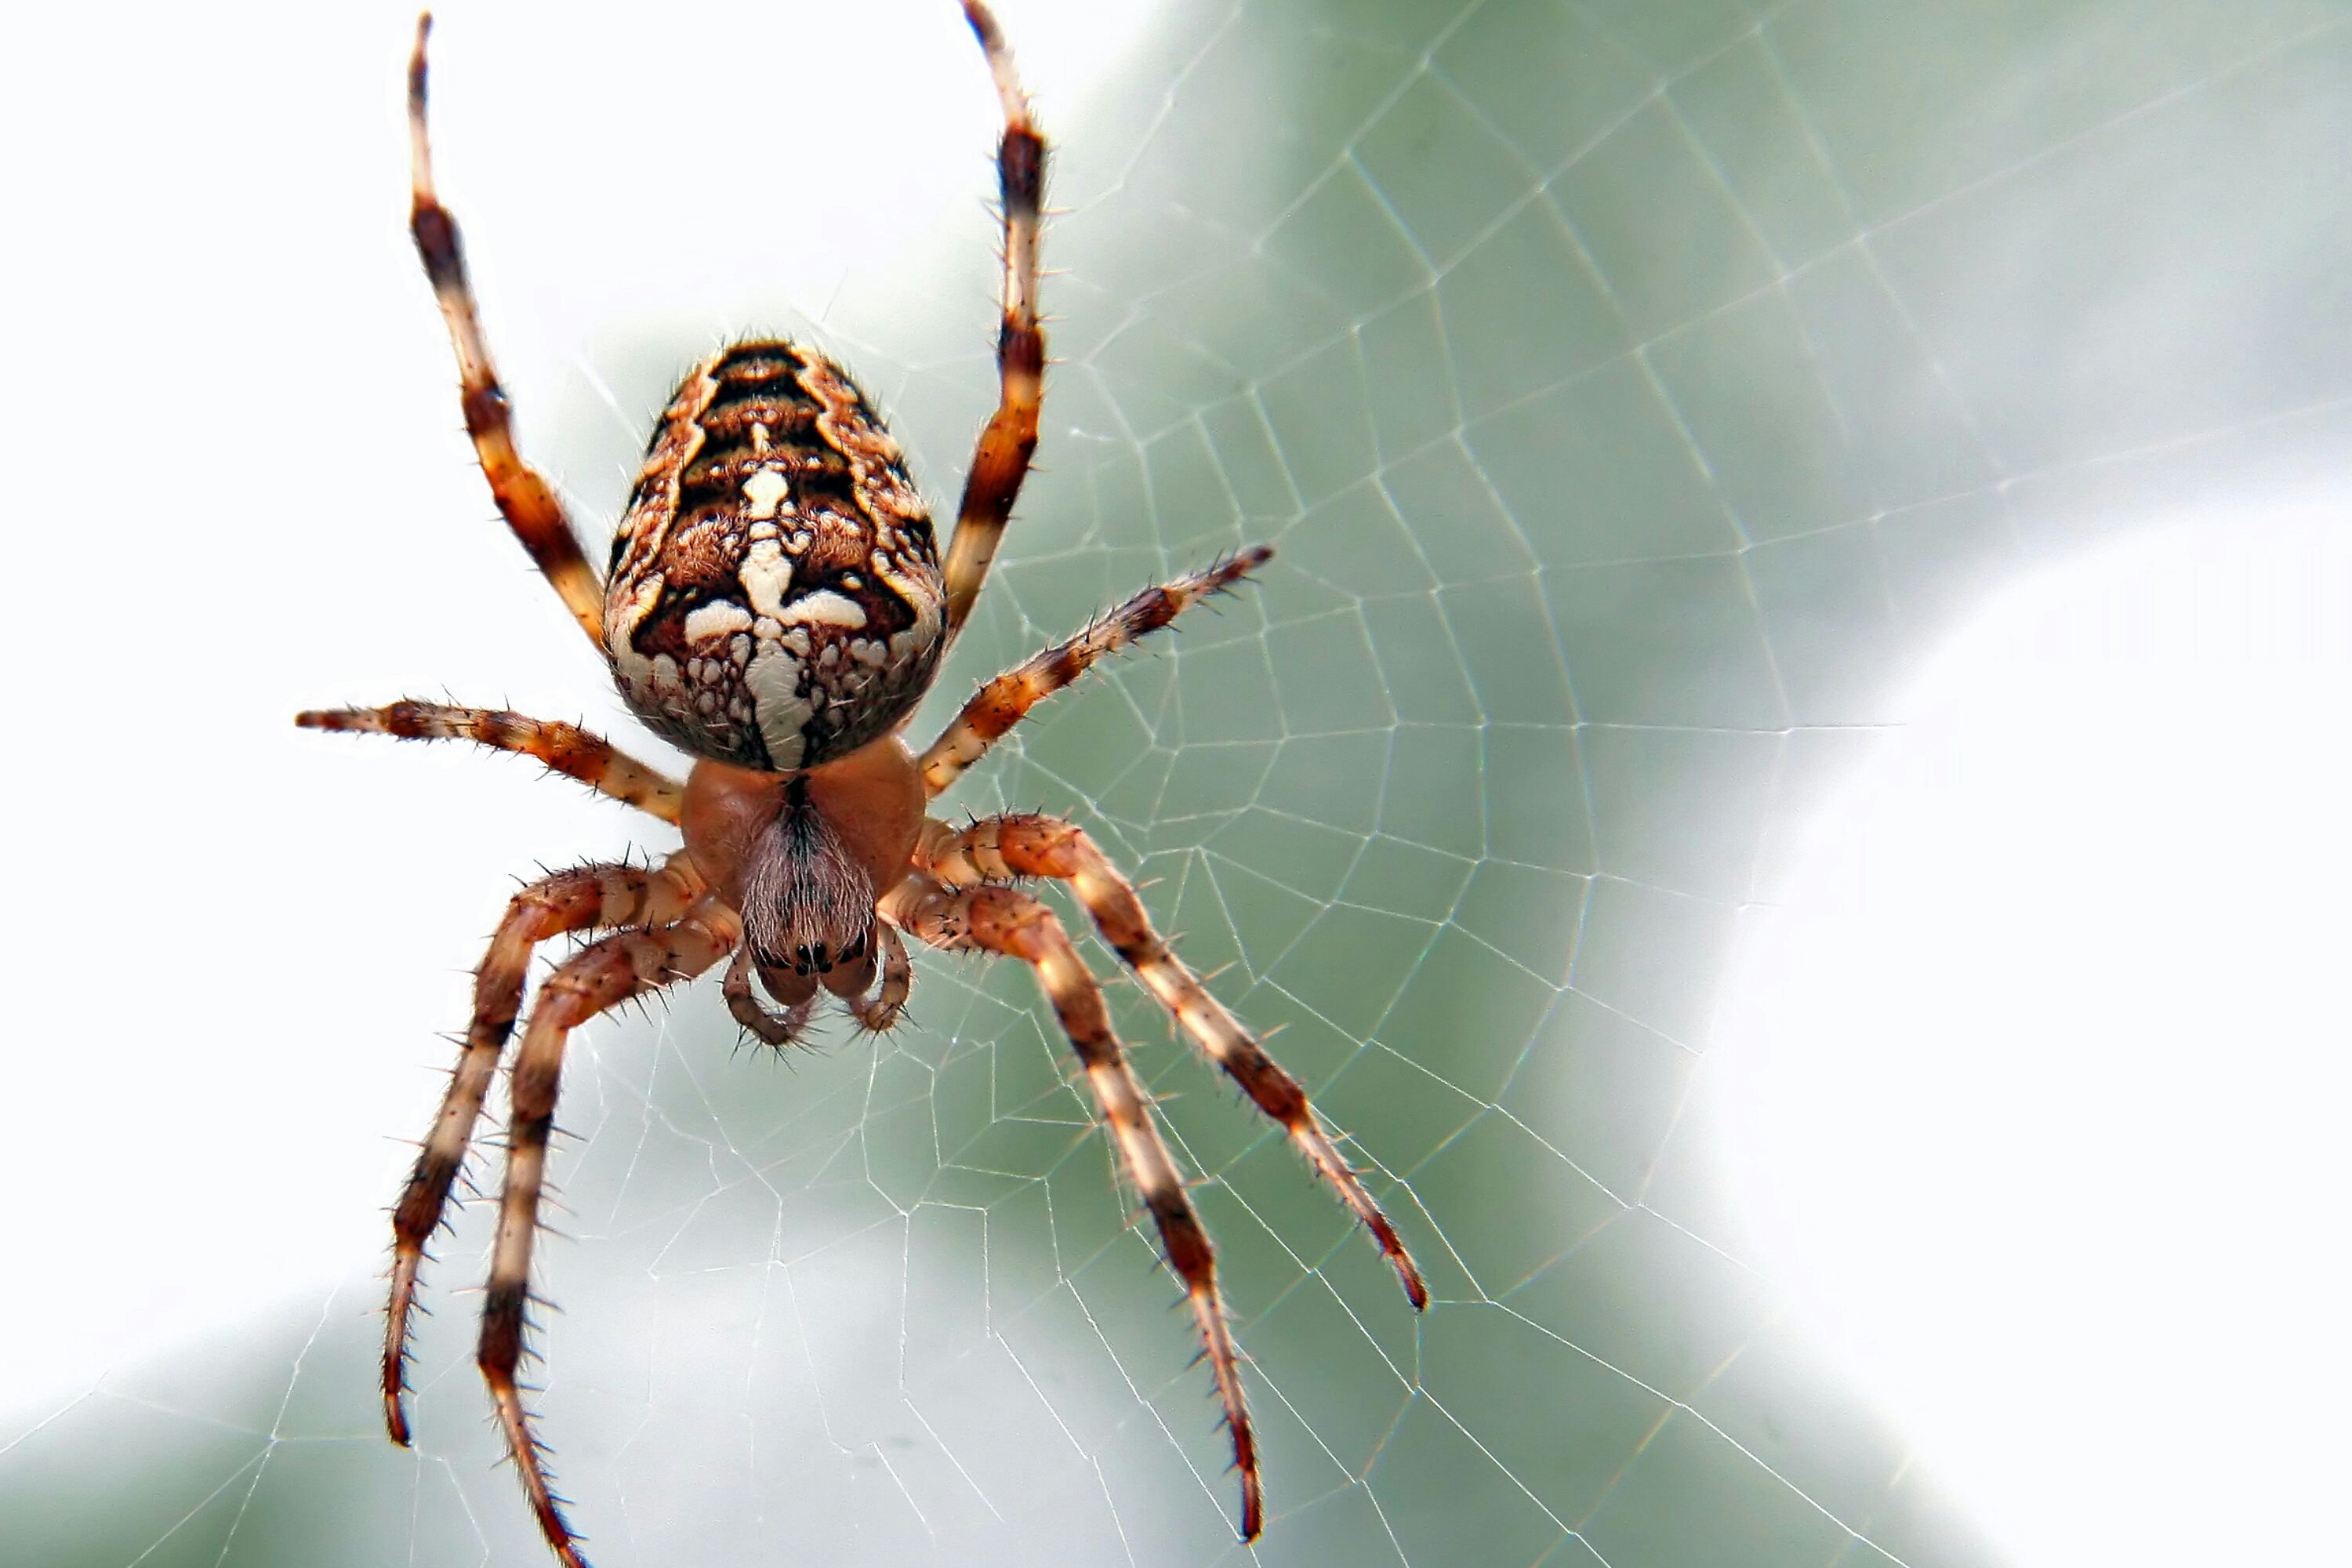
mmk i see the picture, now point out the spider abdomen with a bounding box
[604,339,946,773]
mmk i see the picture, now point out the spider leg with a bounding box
[407,15,606,650]
[384,851,705,1446]
[480,900,739,1568]
[883,872,1264,1540]
[920,815,1428,1309]
[939,0,1047,640]
[298,700,685,823]
[916,549,1274,797]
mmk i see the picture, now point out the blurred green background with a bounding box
[4,1,2344,1565]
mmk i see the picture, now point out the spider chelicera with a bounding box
[299,7,1427,1563]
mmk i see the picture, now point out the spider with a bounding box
[299,8,1427,1563]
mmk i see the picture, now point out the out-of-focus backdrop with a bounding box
[3,2,2345,1565]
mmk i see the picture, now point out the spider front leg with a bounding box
[407,16,606,649]
[384,851,705,1445]
[917,549,1273,797]
[883,873,1265,1539]
[939,0,1047,638]
[481,901,740,1568]
[921,815,1429,1308]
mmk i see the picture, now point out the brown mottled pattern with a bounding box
[604,339,947,772]
[797,353,933,539]
[605,357,717,590]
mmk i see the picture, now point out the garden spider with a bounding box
[299,7,1427,1563]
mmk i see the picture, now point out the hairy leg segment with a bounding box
[383,852,706,1446]
[916,547,1274,797]
[296,701,686,823]
[938,1,1047,639]
[481,903,740,1568]
[408,15,607,648]
[884,872,1265,1537]
[920,814,1428,1308]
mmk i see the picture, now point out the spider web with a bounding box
[6,1,2349,1565]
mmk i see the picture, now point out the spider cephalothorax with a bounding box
[681,743,924,1020]
[299,9,1427,1566]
